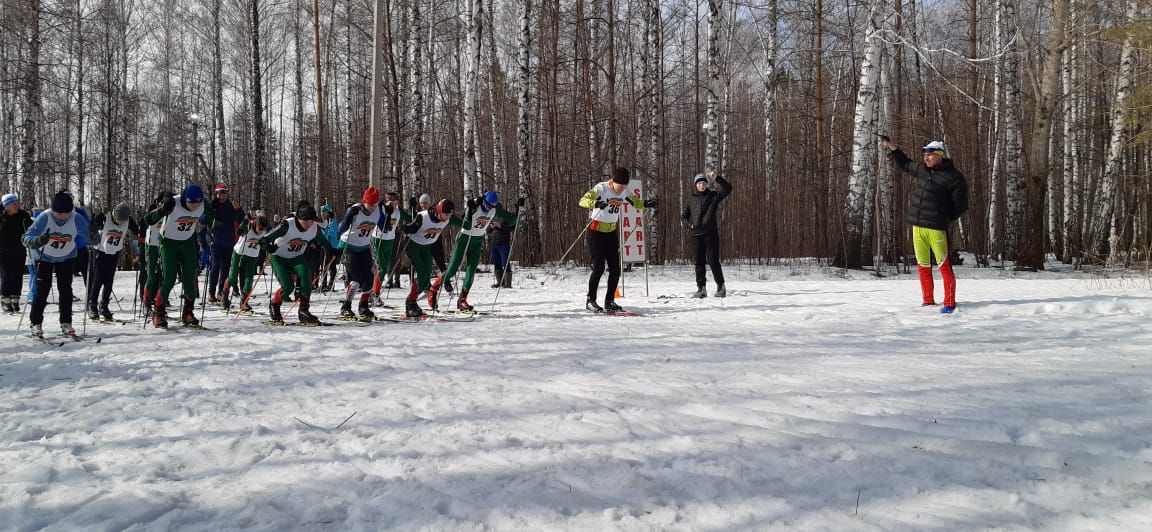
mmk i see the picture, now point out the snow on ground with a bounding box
[2,260,1152,530]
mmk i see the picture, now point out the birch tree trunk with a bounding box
[515,0,541,264]
[1088,0,1139,258]
[462,0,483,198]
[645,0,662,262]
[1060,3,1080,263]
[1000,0,1025,259]
[408,0,425,197]
[486,0,507,193]
[213,0,226,180]
[311,0,326,203]
[840,0,885,269]
[704,0,721,171]
[762,0,779,205]
[19,0,43,202]
[250,0,266,208]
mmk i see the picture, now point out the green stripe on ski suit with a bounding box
[442,234,484,291]
[156,237,199,306]
[228,253,259,297]
[912,225,950,267]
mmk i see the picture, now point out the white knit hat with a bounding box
[1,193,18,207]
[921,140,946,154]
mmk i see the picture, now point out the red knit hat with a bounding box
[214,183,229,194]
[362,186,381,205]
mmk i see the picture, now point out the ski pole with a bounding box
[231,268,265,324]
[15,258,38,338]
[544,217,594,280]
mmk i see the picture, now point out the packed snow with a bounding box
[2,259,1152,530]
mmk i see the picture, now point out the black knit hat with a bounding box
[51,191,74,213]
[611,167,630,185]
[296,205,318,221]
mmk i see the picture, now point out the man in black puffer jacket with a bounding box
[681,167,733,298]
[0,193,34,312]
[883,138,968,313]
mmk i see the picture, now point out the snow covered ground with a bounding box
[2,260,1152,530]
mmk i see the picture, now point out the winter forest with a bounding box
[1,0,1149,270]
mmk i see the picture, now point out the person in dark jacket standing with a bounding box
[882,139,969,313]
[0,193,34,313]
[681,167,733,298]
[207,183,243,303]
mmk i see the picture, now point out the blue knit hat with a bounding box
[484,191,499,207]
[183,184,205,203]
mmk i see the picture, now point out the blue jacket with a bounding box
[209,199,243,247]
[323,218,342,249]
[22,210,90,263]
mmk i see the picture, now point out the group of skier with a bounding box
[1,137,968,338]
[0,181,528,336]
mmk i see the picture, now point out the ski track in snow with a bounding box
[2,261,1152,530]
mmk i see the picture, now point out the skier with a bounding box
[223,211,271,313]
[0,193,33,313]
[144,184,215,328]
[22,191,90,337]
[401,198,455,317]
[207,183,244,303]
[87,203,140,321]
[140,191,172,318]
[681,167,733,298]
[578,167,652,313]
[486,196,524,289]
[370,192,406,302]
[336,187,388,321]
[882,138,969,313]
[428,191,518,312]
[417,193,452,293]
[318,204,342,292]
[258,203,332,324]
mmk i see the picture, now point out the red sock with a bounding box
[940,259,956,307]
[406,282,419,302]
[372,272,382,294]
[918,265,935,305]
[272,289,283,305]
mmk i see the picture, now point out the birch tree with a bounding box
[840,0,886,269]
[1088,0,1140,258]
[461,0,483,198]
[704,0,721,171]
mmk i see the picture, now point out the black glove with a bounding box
[644,198,658,209]
[160,196,176,215]
[516,196,526,208]
[594,199,609,210]
[466,197,480,210]
[262,241,278,254]
[29,232,51,248]
[383,204,394,216]
[408,197,419,211]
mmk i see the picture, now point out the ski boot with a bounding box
[153,302,169,328]
[221,293,232,311]
[181,297,200,327]
[443,278,454,294]
[339,300,356,319]
[691,286,707,299]
[603,299,624,313]
[456,289,474,313]
[30,323,44,338]
[268,300,284,324]
[427,276,444,310]
[586,297,604,313]
[99,304,114,322]
[61,323,76,336]
[87,306,100,321]
[298,295,320,325]
[405,300,425,318]
[358,297,376,321]
[492,269,504,288]
[714,283,727,298]
[239,301,254,314]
